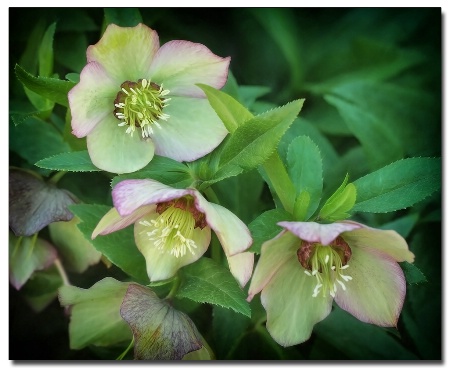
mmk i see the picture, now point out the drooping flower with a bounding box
[69,23,230,174]
[92,179,253,287]
[247,220,415,347]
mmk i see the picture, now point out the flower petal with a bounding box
[92,205,155,239]
[134,212,211,281]
[261,256,333,347]
[247,231,298,301]
[151,96,228,162]
[278,221,362,245]
[87,23,159,82]
[191,191,252,256]
[342,227,414,263]
[149,40,230,98]
[334,246,406,327]
[227,252,254,288]
[112,179,192,217]
[86,115,155,174]
[69,62,118,138]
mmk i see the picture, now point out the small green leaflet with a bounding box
[352,157,441,213]
[36,151,101,172]
[248,208,292,254]
[287,136,323,220]
[15,64,75,107]
[177,257,251,317]
[38,22,56,78]
[69,204,149,284]
[319,173,356,221]
[400,262,427,285]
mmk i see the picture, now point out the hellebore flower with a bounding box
[247,220,415,347]
[92,179,253,287]
[69,23,230,174]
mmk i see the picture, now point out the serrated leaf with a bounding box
[177,257,251,317]
[9,232,57,290]
[9,168,77,237]
[38,22,56,77]
[248,208,292,254]
[15,64,75,107]
[104,8,142,27]
[400,262,427,285]
[287,135,323,219]
[352,158,441,213]
[69,204,148,284]
[111,155,193,189]
[218,100,304,174]
[35,151,100,172]
[197,83,254,133]
[120,284,203,360]
[293,191,310,221]
[319,174,357,221]
[59,277,133,349]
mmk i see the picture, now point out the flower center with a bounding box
[113,79,171,138]
[139,197,207,258]
[297,236,352,298]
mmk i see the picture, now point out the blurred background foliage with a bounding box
[9,8,441,360]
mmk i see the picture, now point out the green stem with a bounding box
[203,186,220,205]
[48,171,67,185]
[116,337,134,360]
[54,258,70,286]
[261,152,296,213]
[165,275,181,300]
[26,233,38,260]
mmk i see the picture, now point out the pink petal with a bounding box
[148,40,230,98]
[342,227,414,263]
[247,231,298,301]
[191,191,252,256]
[227,252,254,288]
[334,246,406,327]
[69,62,117,138]
[92,205,155,239]
[278,221,362,245]
[87,23,159,83]
[151,96,228,162]
[112,179,192,217]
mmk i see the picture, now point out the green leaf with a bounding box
[379,212,420,238]
[287,136,323,219]
[400,262,427,285]
[55,33,89,73]
[15,64,75,107]
[352,158,441,213]
[38,22,56,77]
[35,151,101,172]
[49,217,102,273]
[120,284,203,360]
[65,73,80,83]
[59,277,133,349]
[9,232,57,290]
[111,155,193,189]
[293,191,310,221]
[177,257,251,317]
[218,99,304,174]
[69,204,149,284]
[238,85,271,109]
[104,8,142,27]
[248,208,292,254]
[9,168,77,237]
[197,83,254,133]
[319,174,357,221]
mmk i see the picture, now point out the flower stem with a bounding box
[203,186,220,204]
[261,152,296,213]
[165,275,181,300]
[48,171,67,185]
[116,337,134,360]
[54,258,70,286]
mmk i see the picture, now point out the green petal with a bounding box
[342,227,414,263]
[87,23,159,82]
[134,212,211,281]
[261,256,333,347]
[151,97,228,162]
[86,115,155,174]
[247,231,298,301]
[334,246,406,327]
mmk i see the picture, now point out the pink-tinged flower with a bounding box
[247,220,415,347]
[69,23,230,174]
[92,179,253,287]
